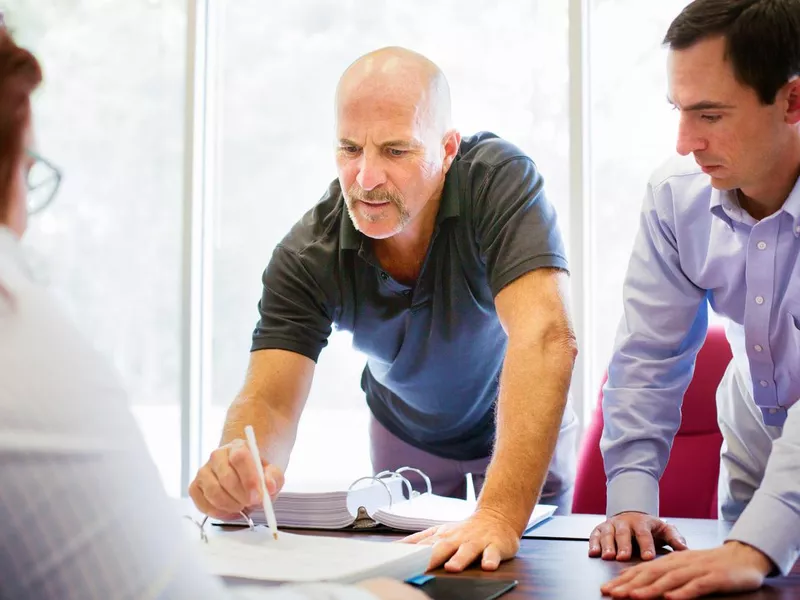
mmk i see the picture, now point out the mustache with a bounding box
[346,184,404,206]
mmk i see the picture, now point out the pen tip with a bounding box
[273,532,278,541]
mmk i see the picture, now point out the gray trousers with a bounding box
[368,409,578,515]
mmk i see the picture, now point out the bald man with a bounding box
[190,47,579,572]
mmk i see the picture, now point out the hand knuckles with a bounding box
[209,446,231,463]
[435,538,461,552]
[205,484,238,510]
[228,449,248,467]
[461,540,485,553]
[218,469,243,491]
[227,438,246,450]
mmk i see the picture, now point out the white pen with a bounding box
[244,424,279,540]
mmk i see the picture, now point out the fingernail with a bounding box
[250,489,260,504]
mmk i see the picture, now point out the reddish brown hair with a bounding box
[0,27,41,220]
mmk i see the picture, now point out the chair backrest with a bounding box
[571,326,732,518]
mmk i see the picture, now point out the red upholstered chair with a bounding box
[572,326,732,518]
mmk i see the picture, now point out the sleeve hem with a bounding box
[606,471,660,518]
[250,338,322,363]
[727,491,800,576]
[490,255,569,298]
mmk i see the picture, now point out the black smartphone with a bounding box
[414,576,518,600]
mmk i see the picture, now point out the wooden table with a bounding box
[428,536,800,599]
[289,517,800,600]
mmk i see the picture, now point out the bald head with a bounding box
[335,47,452,139]
[333,48,462,244]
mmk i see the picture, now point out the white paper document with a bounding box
[193,526,431,584]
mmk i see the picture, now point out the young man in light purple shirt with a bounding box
[590,1,800,598]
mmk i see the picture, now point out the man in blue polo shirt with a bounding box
[190,46,579,572]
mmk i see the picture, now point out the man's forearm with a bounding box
[218,349,315,472]
[221,395,299,472]
[477,336,576,534]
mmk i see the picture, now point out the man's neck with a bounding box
[373,191,442,284]
[378,182,444,253]
[739,136,800,220]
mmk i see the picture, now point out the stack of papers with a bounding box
[371,494,557,532]
[240,477,405,529]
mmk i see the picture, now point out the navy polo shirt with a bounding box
[252,132,568,460]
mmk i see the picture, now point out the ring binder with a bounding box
[347,475,394,508]
[201,466,457,532]
[393,466,432,497]
[190,464,557,535]
[373,470,414,500]
[349,466,433,505]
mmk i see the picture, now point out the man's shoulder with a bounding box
[646,154,714,215]
[457,132,532,172]
[277,178,346,262]
[648,154,708,196]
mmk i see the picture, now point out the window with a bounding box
[208,1,570,484]
[9,0,187,496]
[12,0,706,495]
[587,0,691,406]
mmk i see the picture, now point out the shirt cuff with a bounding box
[606,471,660,518]
[726,491,800,576]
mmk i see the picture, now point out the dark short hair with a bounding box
[0,26,41,220]
[664,0,800,104]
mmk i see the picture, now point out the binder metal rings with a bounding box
[347,475,395,508]
[392,466,432,497]
[372,466,433,499]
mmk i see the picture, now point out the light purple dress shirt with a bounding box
[601,154,800,575]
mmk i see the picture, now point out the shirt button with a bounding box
[760,380,769,387]
[769,408,778,415]
[754,344,763,352]
[756,241,767,250]
[755,295,765,305]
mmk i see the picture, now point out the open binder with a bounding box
[217,467,557,533]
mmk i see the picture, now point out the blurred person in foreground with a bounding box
[0,25,423,600]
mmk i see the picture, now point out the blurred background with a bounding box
[8,0,692,496]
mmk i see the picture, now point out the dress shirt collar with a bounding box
[709,172,800,235]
